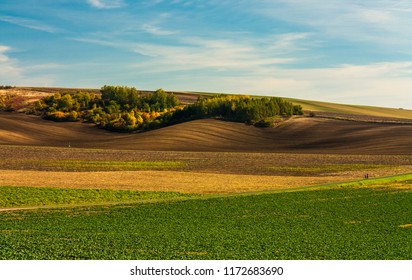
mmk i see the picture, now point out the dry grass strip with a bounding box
[0,170,351,194]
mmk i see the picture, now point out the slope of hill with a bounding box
[0,112,124,148]
[1,112,411,154]
[283,97,412,119]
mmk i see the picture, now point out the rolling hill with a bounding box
[283,97,412,119]
[1,87,412,154]
[0,112,411,154]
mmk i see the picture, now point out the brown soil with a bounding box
[0,112,411,154]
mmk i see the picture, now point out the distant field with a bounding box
[283,97,412,119]
[1,174,411,260]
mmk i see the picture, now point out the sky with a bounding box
[1,0,412,109]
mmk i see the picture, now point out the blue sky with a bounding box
[1,0,412,108]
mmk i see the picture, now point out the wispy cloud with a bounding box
[87,0,125,9]
[71,37,121,48]
[0,15,60,33]
[132,37,297,73]
[71,25,305,69]
[72,30,307,79]
[0,45,11,62]
[254,0,412,53]
[269,33,312,54]
[141,24,176,36]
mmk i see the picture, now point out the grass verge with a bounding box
[267,163,395,175]
[24,160,185,171]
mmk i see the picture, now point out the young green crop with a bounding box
[1,178,411,260]
[0,186,196,208]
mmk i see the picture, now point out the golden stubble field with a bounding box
[0,169,346,194]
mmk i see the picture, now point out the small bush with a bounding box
[254,118,274,128]
[0,95,28,112]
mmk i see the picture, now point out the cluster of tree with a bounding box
[169,95,303,127]
[100,85,179,112]
[34,91,101,121]
[0,85,14,89]
[34,86,181,131]
[31,85,303,131]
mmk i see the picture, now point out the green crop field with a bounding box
[0,186,196,208]
[1,175,411,260]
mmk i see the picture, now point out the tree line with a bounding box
[167,94,302,126]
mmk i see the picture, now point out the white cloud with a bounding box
[0,15,60,33]
[358,9,393,25]
[87,0,125,9]
[0,46,22,84]
[0,45,55,86]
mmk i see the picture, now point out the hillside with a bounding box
[1,112,411,154]
[283,97,412,119]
